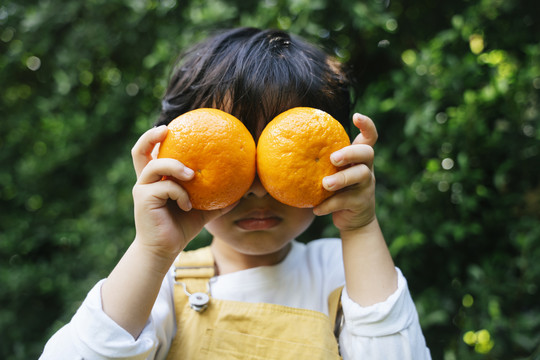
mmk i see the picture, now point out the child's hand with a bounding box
[131,126,234,262]
[313,113,378,232]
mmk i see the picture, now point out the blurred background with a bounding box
[1,0,539,359]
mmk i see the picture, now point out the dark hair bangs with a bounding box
[156,28,351,137]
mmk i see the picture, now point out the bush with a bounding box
[363,3,540,357]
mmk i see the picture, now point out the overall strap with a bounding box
[328,286,343,326]
[173,246,215,294]
[328,286,344,350]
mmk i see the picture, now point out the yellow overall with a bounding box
[166,246,343,360]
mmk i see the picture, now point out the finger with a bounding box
[351,113,378,147]
[313,189,368,216]
[137,158,194,185]
[322,163,373,192]
[132,125,168,177]
[315,173,376,216]
[330,144,375,169]
[133,179,192,211]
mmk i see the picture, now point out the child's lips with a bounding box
[234,210,282,231]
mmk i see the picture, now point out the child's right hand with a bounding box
[131,125,233,263]
[101,124,232,337]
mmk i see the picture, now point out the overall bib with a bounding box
[166,246,343,360]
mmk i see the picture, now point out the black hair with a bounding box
[156,27,351,137]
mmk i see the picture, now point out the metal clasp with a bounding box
[175,280,211,313]
[188,292,210,312]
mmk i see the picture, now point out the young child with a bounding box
[40,27,431,359]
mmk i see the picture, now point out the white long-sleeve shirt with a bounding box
[40,239,431,359]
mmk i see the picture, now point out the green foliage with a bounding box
[363,3,540,358]
[1,0,538,359]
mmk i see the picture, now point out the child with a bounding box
[40,27,431,359]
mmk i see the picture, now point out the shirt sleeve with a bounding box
[338,268,432,360]
[39,272,176,360]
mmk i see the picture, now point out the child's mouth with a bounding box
[234,210,282,231]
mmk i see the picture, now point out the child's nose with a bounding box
[244,174,268,198]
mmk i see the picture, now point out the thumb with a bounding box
[351,113,378,147]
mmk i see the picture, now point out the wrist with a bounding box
[339,216,379,241]
[131,237,180,276]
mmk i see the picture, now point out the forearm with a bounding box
[340,218,397,306]
[101,239,177,339]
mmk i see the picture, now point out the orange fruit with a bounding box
[158,108,256,210]
[257,107,350,208]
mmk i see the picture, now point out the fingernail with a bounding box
[330,151,343,166]
[323,176,336,190]
[184,167,194,177]
[182,199,192,211]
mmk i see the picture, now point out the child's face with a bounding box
[205,174,315,258]
[203,104,315,261]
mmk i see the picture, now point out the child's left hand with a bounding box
[313,113,378,232]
